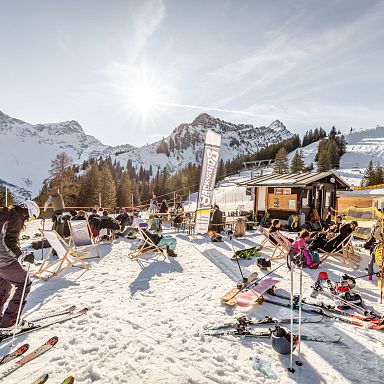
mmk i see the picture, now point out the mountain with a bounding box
[0,110,292,200]
[0,110,134,199]
[108,113,292,175]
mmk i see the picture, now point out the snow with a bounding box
[3,219,384,383]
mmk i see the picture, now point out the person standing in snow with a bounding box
[0,201,39,329]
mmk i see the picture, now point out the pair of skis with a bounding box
[204,324,341,343]
[264,291,384,330]
[204,314,324,331]
[32,374,74,384]
[0,306,88,343]
[0,336,58,380]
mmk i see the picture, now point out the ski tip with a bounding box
[48,336,59,346]
[31,373,49,384]
[61,375,75,384]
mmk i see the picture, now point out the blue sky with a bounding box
[0,0,383,146]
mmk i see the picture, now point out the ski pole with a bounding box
[296,249,304,366]
[41,217,45,261]
[229,236,245,282]
[10,263,31,350]
[288,257,295,373]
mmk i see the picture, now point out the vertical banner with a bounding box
[194,129,222,234]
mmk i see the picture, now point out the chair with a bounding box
[129,226,174,260]
[319,232,360,267]
[33,229,90,280]
[68,220,100,257]
[256,226,291,260]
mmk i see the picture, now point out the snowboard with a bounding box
[221,272,259,305]
[236,278,280,307]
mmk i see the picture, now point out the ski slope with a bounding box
[2,220,383,383]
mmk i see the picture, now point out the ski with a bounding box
[29,305,76,323]
[0,343,29,365]
[205,327,341,343]
[0,336,58,380]
[262,298,384,329]
[31,373,49,384]
[61,375,75,384]
[204,315,323,331]
[0,308,88,343]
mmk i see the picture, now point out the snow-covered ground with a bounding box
[2,220,384,383]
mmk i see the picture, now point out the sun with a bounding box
[131,83,158,116]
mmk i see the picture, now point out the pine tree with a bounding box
[78,162,101,206]
[100,163,116,208]
[116,172,134,207]
[290,150,305,173]
[317,149,332,172]
[326,139,340,169]
[273,147,289,174]
[361,161,375,187]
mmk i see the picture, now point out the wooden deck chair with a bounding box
[68,220,100,257]
[129,226,167,261]
[269,231,292,260]
[34,229,90,280]
[319,232,360,267]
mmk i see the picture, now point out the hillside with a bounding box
[288,126,384,187]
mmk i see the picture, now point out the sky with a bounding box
[0,0,383,147]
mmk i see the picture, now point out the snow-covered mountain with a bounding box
[288,125,384,187]
[109,113,292,175]
[0,110,292,199]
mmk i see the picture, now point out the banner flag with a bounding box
[194,129,221,234]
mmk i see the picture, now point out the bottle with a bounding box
[250,357,278,379]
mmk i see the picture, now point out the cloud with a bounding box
[131,0,165,59]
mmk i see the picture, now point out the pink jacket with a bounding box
[292,237,307,251]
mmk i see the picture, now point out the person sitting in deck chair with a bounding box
[99,211,120,240]
[116,208,130,233]
[310,220,357,252]
[71,210,87,221]
[142,229,177,257]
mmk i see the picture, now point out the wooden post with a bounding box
[99,193,101,208]
[174,191,176,211]
[5,185,8,207]
[131,194,134,210]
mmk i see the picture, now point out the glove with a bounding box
[18,252,35,265]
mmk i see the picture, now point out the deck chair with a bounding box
[256,226,291,260]
[319,232,360,267]
[34,229,90,280]
[129,226,175,260]
[68,220,100,257]
[269,231,292,260]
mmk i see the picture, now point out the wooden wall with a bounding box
[336,196,373,212]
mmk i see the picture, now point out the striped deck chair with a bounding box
[68,220,100,257]
[34,229,90,280]
[129,226,176,261]
[319,232,360,267]
[256,226,291,260]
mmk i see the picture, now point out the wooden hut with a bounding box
[238,172,350,221]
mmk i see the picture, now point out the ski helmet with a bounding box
[20,200,40,219]
[271,326,297,355]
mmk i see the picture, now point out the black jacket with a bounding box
[0,207,26,266]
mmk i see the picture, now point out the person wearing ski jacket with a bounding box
[0,201,39,329]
